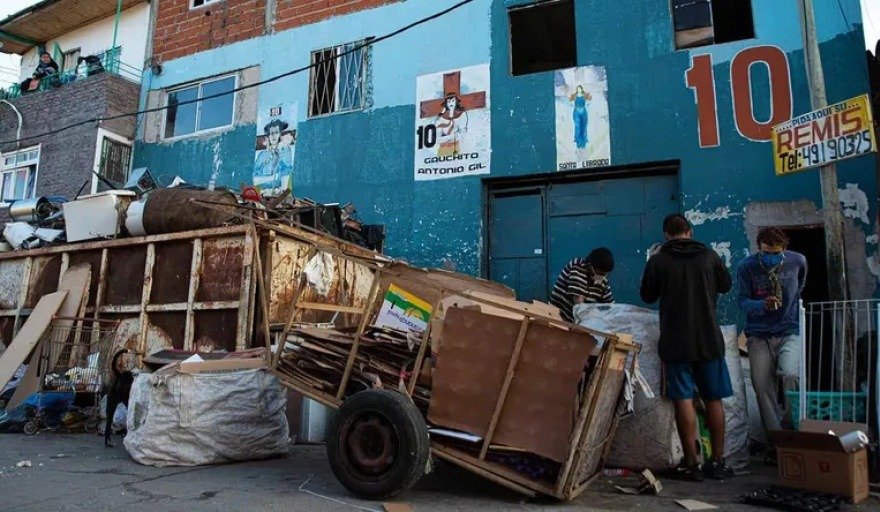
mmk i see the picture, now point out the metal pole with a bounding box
[799,300,807,422]
[797,0,849,301]
[111,0,123,53]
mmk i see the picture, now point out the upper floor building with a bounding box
[0,0,149,211]
[133,0,879,322]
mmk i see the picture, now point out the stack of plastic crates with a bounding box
[787,390,868,430]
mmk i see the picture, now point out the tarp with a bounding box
[124,368,290,467]
[574,303,749,470]
[0,391,75,432]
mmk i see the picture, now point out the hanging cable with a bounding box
[0,0,476,146]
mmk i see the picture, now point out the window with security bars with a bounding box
[308,40,372,117]
[97,137,132,191]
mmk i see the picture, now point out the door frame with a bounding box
[481,159,681,281]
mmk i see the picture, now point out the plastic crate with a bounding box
[786,391,867,429]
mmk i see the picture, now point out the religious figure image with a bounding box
[570,85,592,149]
[434,93,469,157]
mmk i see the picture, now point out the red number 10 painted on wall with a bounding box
[686,45,793,147]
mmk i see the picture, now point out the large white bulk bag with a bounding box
[574,304,749,470]
[124,368,290,467]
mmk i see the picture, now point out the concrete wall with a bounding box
[19,2,151,80]
[134,0,879,323]
[0,73,140,203]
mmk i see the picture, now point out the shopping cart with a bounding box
[20,317,119,435]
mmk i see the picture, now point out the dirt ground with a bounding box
[0,433,874,511]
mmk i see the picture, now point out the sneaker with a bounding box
[704,458,735,480]
[666,462,705,482]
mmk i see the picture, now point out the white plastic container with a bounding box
[62,190,135,242]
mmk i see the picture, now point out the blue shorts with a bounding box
[663,358,733,400]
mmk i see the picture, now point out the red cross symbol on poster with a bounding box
[414,64,491,181]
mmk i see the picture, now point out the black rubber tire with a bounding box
[327,389,429,500]
[23,421,38,435]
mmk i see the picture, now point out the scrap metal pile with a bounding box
[0,168,383,253]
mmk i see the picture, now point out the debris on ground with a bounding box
[613,469,662,496]
[16,460,31,468]
[741,486,846,512]
[675,498,718,511]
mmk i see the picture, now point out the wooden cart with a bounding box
[262,232,639,501]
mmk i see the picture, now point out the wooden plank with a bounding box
[57,264,92,367]
[336,276,382,400]
[0,225,251,261]
[296,302,366,314]
[430,444,545,497]
[273,275,306,370]
[273,372,342,408]
[405,298,437,397]
[431,448,537,497]
[183,238,203,351]
[479,318,530,459]
[90,248,109,346]
[8,264,91,410]
[0,291,67,393]
[235,227,255,351]
[252,241,272,357]
[13,257,33,334]
[557,345,612,496]
[137,243,156,359]
[100,301,240,314]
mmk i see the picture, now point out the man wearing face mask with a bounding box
[736,227,807,459]
[549,247,614,323]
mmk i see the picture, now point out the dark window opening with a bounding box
[98,138,132,191]
[672,0,755,50]
[509,0,576,76]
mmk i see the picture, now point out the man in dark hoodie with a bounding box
[640,214,733,481]
[736,227,806,458]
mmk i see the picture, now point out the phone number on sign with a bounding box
[778,130,873,173]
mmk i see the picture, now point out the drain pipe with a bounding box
[1,99,23,150]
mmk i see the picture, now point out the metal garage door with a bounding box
[487,173,679,306]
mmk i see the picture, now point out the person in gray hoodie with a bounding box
[736,227,807,460]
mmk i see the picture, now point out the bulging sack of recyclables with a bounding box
[573,303,749,470]
[124,368,290,467]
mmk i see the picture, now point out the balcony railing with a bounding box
[0,47,141,100]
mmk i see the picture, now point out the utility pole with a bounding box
[798,0,849,302]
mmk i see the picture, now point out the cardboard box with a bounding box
[769,421,870,503]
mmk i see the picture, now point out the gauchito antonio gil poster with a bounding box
[555,66,611,171]
[254,103,297,195]
[415,64,491,181]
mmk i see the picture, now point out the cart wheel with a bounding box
[327,389,429,500]
[23,421,38,436]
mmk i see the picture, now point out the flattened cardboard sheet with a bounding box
[428,307,594,462]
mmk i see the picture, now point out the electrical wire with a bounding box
[0,0,476,146]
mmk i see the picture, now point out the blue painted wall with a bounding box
[135,0,878,322]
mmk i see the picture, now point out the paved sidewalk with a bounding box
[0,433,854,511]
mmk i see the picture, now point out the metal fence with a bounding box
[0,47,141,100]
[798,299,878,437]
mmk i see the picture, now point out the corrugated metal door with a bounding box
[487,189,547,301]
[488,174,678,306]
